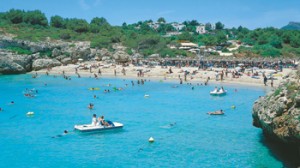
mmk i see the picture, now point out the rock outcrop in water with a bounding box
[252,66,300,156]
[0,49,33,74]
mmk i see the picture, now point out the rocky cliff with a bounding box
[252,66,300,155]
[0,35,130,74]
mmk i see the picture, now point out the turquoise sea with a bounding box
[0,74,288,167]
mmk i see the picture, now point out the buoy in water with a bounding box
[149,137,155,143]
[26,111,34,116]
[231,105,236,109]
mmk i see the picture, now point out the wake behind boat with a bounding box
[74,122,123,132]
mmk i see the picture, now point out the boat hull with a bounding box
[74,122,123,132]
[210,90,227,96]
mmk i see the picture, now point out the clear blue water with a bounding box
[0,75,284,167]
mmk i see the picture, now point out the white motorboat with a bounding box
[210,89,227,96]
[74,122,123,132]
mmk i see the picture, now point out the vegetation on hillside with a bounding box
[0,9,300,58]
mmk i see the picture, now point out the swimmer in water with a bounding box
[88,103,94,109]
[52,130,68,138]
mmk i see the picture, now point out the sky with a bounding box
[0,0,300,29]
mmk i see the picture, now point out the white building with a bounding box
[148,22,160,30]
[196,25,206,34]
[211,24,216,30]
[171,23,186,31]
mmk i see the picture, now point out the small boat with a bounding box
[74,122,123,132]
[207,111,224,115]
[210,89,227,95]
[89,87,100,91]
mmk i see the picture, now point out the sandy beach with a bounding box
[33,61,295,88]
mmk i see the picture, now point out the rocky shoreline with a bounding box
[252,65,300,165]
[0,35,130,74]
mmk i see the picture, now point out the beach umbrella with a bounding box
[252,67,259,70]
[238,63,244,66]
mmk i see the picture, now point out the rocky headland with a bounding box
[0,35,130,74]
[252,65,300,165]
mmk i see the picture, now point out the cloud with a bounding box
[93,0,102,7]
[79,0,103,10]
[79,0,90,10]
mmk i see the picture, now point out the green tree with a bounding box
[89,24,100,33]
[90,17,109,26]
[140,22,152,34]
[216,32,227,44]
[157,24,175,34]
[190,20,199,26]
[205,23,212,31]
[24,10,48,26]
[257,33,269,45]
[66,18,89,33]
[5,9,24,24]
[202,35,217,46]
[268,35,282,49]
[122,22,127,29]
[282,31,292,44]
[242,37,255,45]
[215,21,224,30]
[290,35,300,48]
[259,45,281,57]
[178,32,194,42]
[157,17,166,23]
[50,15,65,28]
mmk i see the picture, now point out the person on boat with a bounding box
[92,114,97,126]
[220,87,225,92]
[213,86,218,92]
[99,116,110,126]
